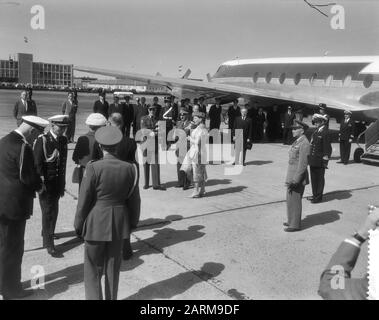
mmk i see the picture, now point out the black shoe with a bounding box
[53,234,60,240]
[123,250,133,260]
[175,184,184,188]
[47,247,63,258]
[284,227,301,232]
[311,198,322,204]
[183,185,190,190]
[143,185,150,190]
[283,222,289,227]
[153,185,166,191]
[337,161,343,163]
[3,289,33,300]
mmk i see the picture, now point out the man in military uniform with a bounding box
[308,114,332,204]
[0,115,49,299]
[318,103,330,128]
[74,126,140,300]
[140,105,166,190]
[283,106,296,145]
[133,96,149,137]
[338,110,355,165]
[34,115,69,257]
[284,120,310,232]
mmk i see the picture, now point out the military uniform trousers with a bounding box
[339,140,351,164]
[286,184,305,229]
[84,238,123,300]
[39,192,60,248]
[310,166,325,201]
[177,158,190,188]
[143,151,161,188]
[0,219,26,296]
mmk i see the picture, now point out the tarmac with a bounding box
[0,90,376,300]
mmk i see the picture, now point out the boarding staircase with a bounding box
[359,120,379,165]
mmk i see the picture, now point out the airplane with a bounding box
[75,56,379,163]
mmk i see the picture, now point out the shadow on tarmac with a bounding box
[136,215,183,231]
[322,190,352,202]
[204,186,247,198]
[301,210,342,230]
[244,160,273,166]
[123,262,225,300]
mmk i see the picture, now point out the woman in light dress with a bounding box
[180,111,208,198]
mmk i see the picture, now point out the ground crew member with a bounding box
[74,126,140,300]
[33,115,69,257]
[338,110,355,165]
[0,115,48,300]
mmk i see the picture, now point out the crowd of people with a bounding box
[0,88,376,300]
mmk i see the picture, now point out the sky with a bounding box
[0,0,378,79]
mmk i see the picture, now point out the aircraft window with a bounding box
[279,73,286,84]
[310,73,317,85]
[294,73,301,85]
[363,74,373,88]
[253,72,259,83]
[343,74,352,86]
[265,72,272,83]
[325,75,333,86]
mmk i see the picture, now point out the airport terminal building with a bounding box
[0,53,73,87]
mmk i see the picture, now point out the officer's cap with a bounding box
[344,109,352,115]
[312,113,328,122]
[164,96,171,103]
[48,115,69,126]
[192,111,206,119]
[291,120,309,131]
[85,113,107,126]
[95,126,122,147]
[148,104,157,110]
[319,103,327,110]
[22,115,49,131]
[179,107,189,115]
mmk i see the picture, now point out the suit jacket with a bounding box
[133,104,149,133]
[318,241,368,300]
[285,134,310,185]
[308,125,332,167]
[0,132,41,220]
[13,99,37,122]
[109,103,124,117]
[93,100,109,119]
[284,111,296,128]
[227,106,241,130]
[339,118,355,141]
[33,131,68,196]
[208,104,222,130]
[74,154,141,241]
[62,100,77,120]
[72,131,102,167]
[234,116,253,143]
[116,136,137,163]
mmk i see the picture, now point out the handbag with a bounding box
[72,166,81,184]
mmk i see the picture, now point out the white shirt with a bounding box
[50,129,58,141]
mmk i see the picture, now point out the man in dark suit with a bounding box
[122,95,134,138]
[338,110,355,165]
[74,126,140,300]
[13,90,37,126]
[198,96,207,114]
[256,107,266,141]
[283,106,296,145]
[108,94,124,118]
[133,97,149,137]
[209,98,222,132]
[308,114,332,203]
[152,96,163,120]
[319,206,379,300]
[62,91,78,143]
[233,106,253,166]
[140,105,166,190]
[0,115,49,299]
[34,115,69,257]
[227,99,241,137]
[93,91,109,120]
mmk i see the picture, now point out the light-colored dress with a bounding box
[180,123,208,183]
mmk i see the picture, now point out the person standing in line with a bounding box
[256,107,266,141]
[198,96,207,114]
[72,113,107,187]
[33,115,69,257]
[133,96,149,137]
[338,110,355,165]
[13,90,37,126]
[62,91,78,143]
[227,99,241,139]
[122,95,134,138]
[109,94,124,117]
[308,114,332,204]
[283,106,296,145]
[233,106,253,166]
[0,115,49,300]
[284,120,310,232]
[74,126,140,300]
[93,90,109,120]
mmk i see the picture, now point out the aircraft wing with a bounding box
[75,66,375,113]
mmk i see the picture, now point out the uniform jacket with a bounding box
[74,154,141,241]
[339,117,355,141]
[233,116,253,143]
[72,131,102,167]
[62,100,77,120]
[283,111,296,128]
[208,104,222,130]
[0,131,41,220]
[116,136,137,163]
[140,115,159,155]
[227,106,241,130]
[93,100,109,119]
[285,134,310,185]
[308,125,332,167]
[33,131,68,196]
[13,99,37,122]
[318,241,368,300]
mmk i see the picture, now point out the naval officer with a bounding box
[33,115,69,257]
[74,126,141,300]
[338,110,355,165]
[308,114,332,203]
[0,115,49,299]
[284,120,310,232]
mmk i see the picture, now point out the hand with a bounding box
[149,132,155,137]
[38,184,46,195]
[247,139,251,143]
[232,136,236,142]
[355,206,379,240]
[349,139,353,143]
[322,160,328,169]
